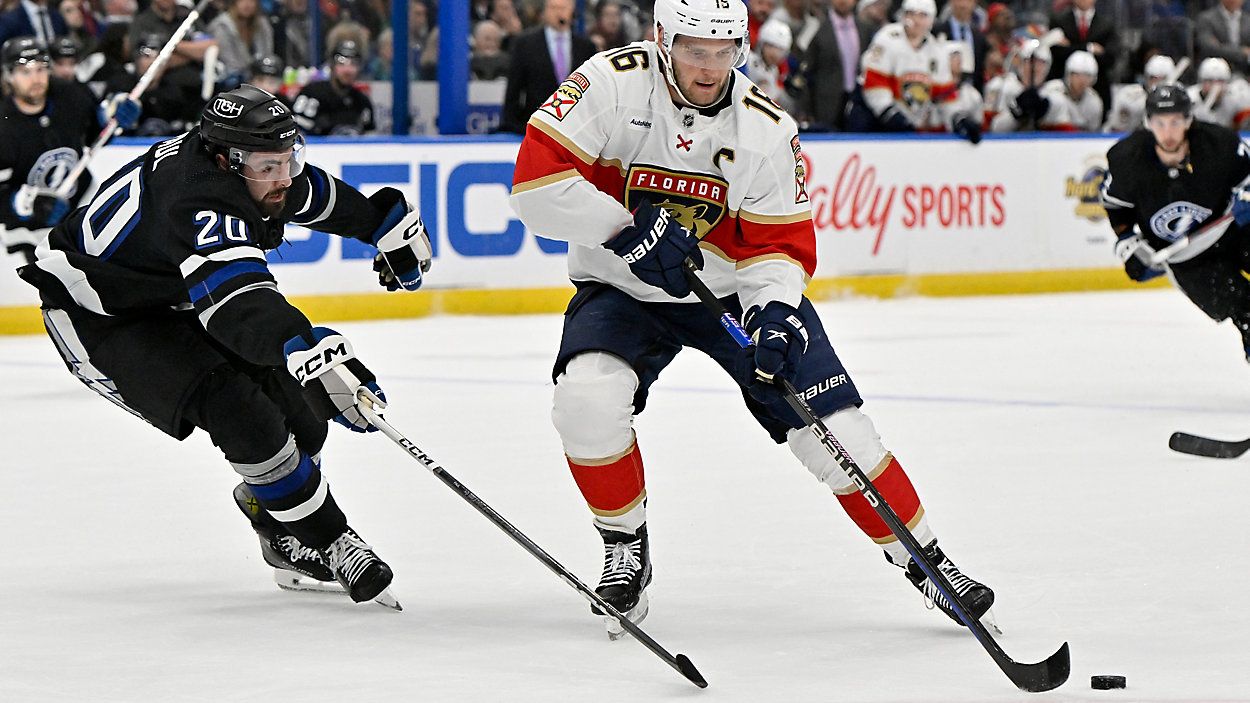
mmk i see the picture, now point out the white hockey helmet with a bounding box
[1198,57,1232,82]
[945,39,972,69]
[1019,39,1051,65]
[900,0,937,16]
[757,19,792,51]
[1144,54,1176,79]
[653,0,750,69]
[1065,50,1097,78]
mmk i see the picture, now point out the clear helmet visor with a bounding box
[669,38,743,71]
[232,135,306,183]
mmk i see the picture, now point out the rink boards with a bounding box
[0,133,1153,334]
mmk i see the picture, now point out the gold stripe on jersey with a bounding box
[738,209,813,225]
[736,253,813,282]
[527,118,628,175]
[511,168,580,195]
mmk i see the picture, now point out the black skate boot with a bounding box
[904,540,995,627]
[234,483,334,583]
[320,528,395,605]
[591,524,652,639]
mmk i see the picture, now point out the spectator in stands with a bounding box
[49,34,79,81]
[0,0,68,45]
[748,0,777,44]
[748,19,797,114]
[773,0,820,53]
[1048,0,1116,115]
[856,0,887,38]
[492,0,524,51]
[129,0,216,70]
[588,0,629,52]
[473,0,494,24]
[406,0,431,74]
[280,0,311,68]
[365,26,392,79]
[293,39,375,134]
[983,2,1016,81]
[934,0,987,94]
[86,21,130,86]
[208,0,273,79]
[59,0,98,55]
[101,0,136,26]
[115,32,207,136]
[803,0,872,130]
[1196,0,1250,75]
[472,19,511,80]
[499,0,594,133]
[250,53,290,107]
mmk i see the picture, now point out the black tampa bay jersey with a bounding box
[19,128,387,366]
[292,80,376,136]
[1101,120,1250,249]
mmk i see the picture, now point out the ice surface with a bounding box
[2,289,1248,702]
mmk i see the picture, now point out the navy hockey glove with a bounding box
[604,200,704,298]
[12,185,69,227]
[952,115,982,144]
[736,301,811,400]
[1233,186,1250,226]
[1011,87,1049,121]
[1114,232,1165,283]
[878,105,915,132]
[98,93,142,130]
[284,327,385,433]
[368,187,432,291]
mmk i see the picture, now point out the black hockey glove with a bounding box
[368,187,432,291]
[12,185,70,228]
[735,301,811,401]
[604,200,704,299]
[284,327,385,433]
[878,105,915,132]
[1012,87,1049,121]
[1114,232,1165,283]
[952,115,982,145]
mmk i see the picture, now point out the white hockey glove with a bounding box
[11,184,70,227]
[368,187,432,291]
[1113,232,1164,283]
[284,327,385,433]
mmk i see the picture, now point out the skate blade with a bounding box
[605,591,649,641]
[980,607,1002,636]
[273,568,345,595]
[372,587,403,612]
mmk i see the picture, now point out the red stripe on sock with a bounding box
[835,456,923,541]
[567,442,646,515]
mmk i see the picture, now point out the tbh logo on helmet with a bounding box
[213,98,244,119]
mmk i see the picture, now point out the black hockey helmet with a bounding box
[50,36,80,61]
[200,84,305,181]
[331,39,363,64]
[134,33,168,59]
[2,37,49,71]
[251,53,285,78]
[1145,84,1193,118]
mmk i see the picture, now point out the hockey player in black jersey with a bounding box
[18,85,433,606]
[292,40,375,136]
[1101,84,1250,360]
[0,37,140,265]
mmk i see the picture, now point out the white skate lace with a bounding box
[326,532,376,585]
[278,535,325,565]
[920,559,979,612]
[600,540,643,588]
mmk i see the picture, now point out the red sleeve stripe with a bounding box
[703,214,817,277]
[512,121,628,202]
[862,69,900,95]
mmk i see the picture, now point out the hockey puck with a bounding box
[1091,675,1127,690]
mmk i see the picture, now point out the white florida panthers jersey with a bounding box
[509,41,815,311]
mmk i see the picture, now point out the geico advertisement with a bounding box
[0,136,1123,308]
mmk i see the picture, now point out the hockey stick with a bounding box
[355,391,708,689]
[53,0,215,199]
[1168,431,1250,458]
[681,260,1070,693]
[1146,213,1233,266]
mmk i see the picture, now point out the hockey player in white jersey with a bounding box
[1039,50,1103,130]
[510,0,996,640]
[746,19,797,116]
[988,39,1052,131]
[853,0,981,141]
[1103,54,1176,132]
[1188,58,1250,129]
[945,40,984,141]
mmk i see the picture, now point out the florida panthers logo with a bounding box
[625,165,728,239]
[899,73,933,109]
[29,147,79,197]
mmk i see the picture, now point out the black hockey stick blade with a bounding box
[1168,431,1250,459]
[1002,641,1070,693]
[675,654,708,689]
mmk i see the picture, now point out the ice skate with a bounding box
[320,528,401,611]
[904,540,997,631]
[234,483,336,585]
[591,524,652,640]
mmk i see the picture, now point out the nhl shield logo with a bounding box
[626,165,728,239]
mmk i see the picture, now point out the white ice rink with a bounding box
[2,288,1249,702]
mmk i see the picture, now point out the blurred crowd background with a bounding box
[5,0,1249,136]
